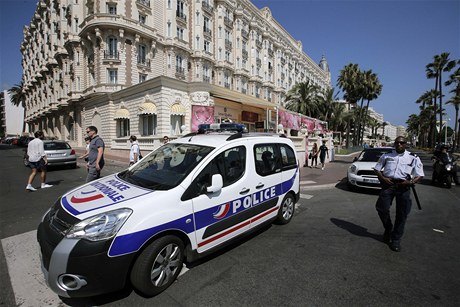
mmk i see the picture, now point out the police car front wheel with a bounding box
[276,194,295,225]
[130,235,185,297]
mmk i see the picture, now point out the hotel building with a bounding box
[21,0,331,153]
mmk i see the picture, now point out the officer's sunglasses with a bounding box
[394,141,407,145]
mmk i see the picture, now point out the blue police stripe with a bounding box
[109,214,195,257]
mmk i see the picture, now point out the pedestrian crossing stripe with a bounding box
[300,180,316,185]
[300,194,313,199]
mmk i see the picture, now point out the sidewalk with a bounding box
[299,153,358,190]
[74,147,358,190]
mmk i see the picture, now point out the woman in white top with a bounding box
[129,135,141,166]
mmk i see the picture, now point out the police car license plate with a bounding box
[363,178,379,184]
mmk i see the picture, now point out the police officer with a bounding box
[374,136,424,252]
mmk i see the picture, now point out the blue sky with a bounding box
[1,0,459,127]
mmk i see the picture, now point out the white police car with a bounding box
[37,123,300,298]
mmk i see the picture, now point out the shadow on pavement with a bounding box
[330,218,382,243]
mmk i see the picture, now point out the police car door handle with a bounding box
[239,188,250,195]
[256,183,264,189]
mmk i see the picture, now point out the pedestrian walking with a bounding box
[85,126,105,182]
[163,135,169,144]
[373,136,424,252]
[129,135,141,166]
[318,141,329,170]
[25,130,53,191]
[310,143,318,168]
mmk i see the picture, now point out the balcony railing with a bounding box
[241,29,248,38]
[137,57,151,67]
[202,1,213,14]
[224,82,230,89]
[104,51,120,60]
[203,75,210,83]
[203,27,212,37]
[242,49,248,60]
[256,58,261,67]
[224,16,233,28]
[225,39,232,50]
[255,40,262,49]
[268,48,274,56]
[175,67,185,79]
[136,0,150,7]
[176,12,187,23]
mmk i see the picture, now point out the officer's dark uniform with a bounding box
[373,149,424,249]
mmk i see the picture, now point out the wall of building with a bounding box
[20,0,331,150]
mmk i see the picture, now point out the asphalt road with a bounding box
[1,145,459,306]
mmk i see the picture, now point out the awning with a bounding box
[113,108,130,119]
[138,102,157,115]
[170,103,186,115]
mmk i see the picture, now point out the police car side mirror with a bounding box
[207,174,223,193]
[353,157,358,162]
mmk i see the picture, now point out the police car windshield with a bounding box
[118,143,214,190]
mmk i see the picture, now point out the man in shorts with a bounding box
[26,130,53,191]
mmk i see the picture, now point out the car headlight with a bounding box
[66,208,132,241]
[350,165,357,174]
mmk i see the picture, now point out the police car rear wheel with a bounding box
[130,235,184,297]
[276,194,295,224]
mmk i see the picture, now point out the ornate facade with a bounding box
[21,0,331,151]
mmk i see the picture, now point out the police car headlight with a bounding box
[66,208,132,241]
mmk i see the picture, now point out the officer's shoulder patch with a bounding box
[409,152,418,157]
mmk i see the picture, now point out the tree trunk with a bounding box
[454,108,459,150]
[438,74,443,144]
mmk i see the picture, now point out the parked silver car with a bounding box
[24,140,77,168]
[347,147,393,190]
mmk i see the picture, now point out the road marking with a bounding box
[1,230,61,307]
[432,228,445,233]
[300,193,314,200]
[300,180,316,185]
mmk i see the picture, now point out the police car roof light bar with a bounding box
[198,123,247,134]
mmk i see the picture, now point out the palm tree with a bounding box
[406,114,420,146]
[285,80,320,117]
[415,90,438,147]
[337,63,362,147]
[316,87,338,122]
[419,105,436,147]
[367,117,380,139]
[328,101,347,132]
[427,53,456,144]
[7,81,26,133]
[360,70,382,144]
[445,63,460,149]
[416,90,437,111]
